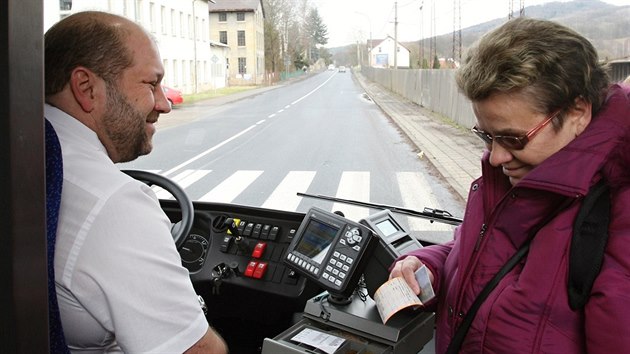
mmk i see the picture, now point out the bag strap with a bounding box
[446,195,574,354]
[445,240,530,354]
[568,180,610,310]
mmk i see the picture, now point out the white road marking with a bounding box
[199,170,263,203]
[262,171,317,211]
[332,171,370,222]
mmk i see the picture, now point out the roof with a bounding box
[208,0,264,15]
[370,36,411,52]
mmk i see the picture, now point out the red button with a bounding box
[252,262,268,279]
[251,242,267,258]
[244,261,258,277]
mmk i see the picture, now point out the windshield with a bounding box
[45,0,629,247]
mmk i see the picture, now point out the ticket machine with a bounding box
[261,207,437,354]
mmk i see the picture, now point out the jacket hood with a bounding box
[485,84,630,197]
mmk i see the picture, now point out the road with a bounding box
[119,70,464,245]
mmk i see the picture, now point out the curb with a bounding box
[353,71,485,202]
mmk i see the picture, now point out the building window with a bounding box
[163,59,168,85]
[219,31,227,44]
[160,6,167,34]
[60,0,72,11]
[149,2,155,32]
[173,59,179,86]
[188,14,193,39]
[238,57,246,74]
[123,0,129,16]
[202,19,207,41]
[135,0,143,22]
[219,12,227,22]
[171,9,176,36]
[237,30,245,46]
[180,12,185,37]
[236,12,245,21]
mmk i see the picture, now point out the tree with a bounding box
[263,0,297,75]
[263,0,330,75]
[432,54,440,69]
[304,8,328,63]
[318,47,332,65]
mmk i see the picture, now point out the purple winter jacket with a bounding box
[400,85,630,353]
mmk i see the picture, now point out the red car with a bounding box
[162,85,183,107]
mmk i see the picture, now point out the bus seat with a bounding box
[45,119,70,353]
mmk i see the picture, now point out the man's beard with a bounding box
[103,85,154,163]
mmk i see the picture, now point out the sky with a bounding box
[313,0,630,48]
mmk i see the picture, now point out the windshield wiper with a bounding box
[296,192,463,226]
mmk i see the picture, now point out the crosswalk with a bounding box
[141,169,459,245]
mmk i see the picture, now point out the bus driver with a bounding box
[45,11,227,353]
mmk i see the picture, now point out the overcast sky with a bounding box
[313,0,630,48]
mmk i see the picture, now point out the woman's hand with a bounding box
[389,257,434,295]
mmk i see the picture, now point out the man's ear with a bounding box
[69,67,98,113]
[570,96,592,137]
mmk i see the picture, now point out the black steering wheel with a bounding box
[121,169,193,248]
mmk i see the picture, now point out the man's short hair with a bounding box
[45,11,135,96]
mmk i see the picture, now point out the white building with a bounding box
[44,0,228,93]
[369,36,411,69]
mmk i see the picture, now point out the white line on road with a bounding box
[262,171,317,211]
[291,74,336,105]
[163,76,335,177]
[199,170,263,203]
[161,125,257,177]
[333,171,370,221]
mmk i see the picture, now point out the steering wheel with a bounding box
[121,169,193,248]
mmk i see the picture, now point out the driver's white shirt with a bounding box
[46,104,209,353]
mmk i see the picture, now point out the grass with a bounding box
[182,86,259,104]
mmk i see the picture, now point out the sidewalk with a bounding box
[161,72,485,201]
[353,72,485,201]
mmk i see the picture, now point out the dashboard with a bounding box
[159,199,323,353]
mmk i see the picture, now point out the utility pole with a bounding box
[452,0,461,64]
[431,0,436,68]
[419,1,423,69]
[394,1,398,69]
[355,12,372,67]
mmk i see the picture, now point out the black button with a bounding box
[268,226,280,241]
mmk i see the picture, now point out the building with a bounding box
[369,36,411,69]
[208,0,265,85]
[43,0,228,94]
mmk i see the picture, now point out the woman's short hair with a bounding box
[45,11,134,96]
[456,17,609,117]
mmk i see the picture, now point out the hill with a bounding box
[330,0,630,66]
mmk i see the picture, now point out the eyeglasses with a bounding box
[471,110,561,150]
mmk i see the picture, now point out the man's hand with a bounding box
[389,257,434,295]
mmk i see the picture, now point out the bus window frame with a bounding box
[1,0,49,352]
